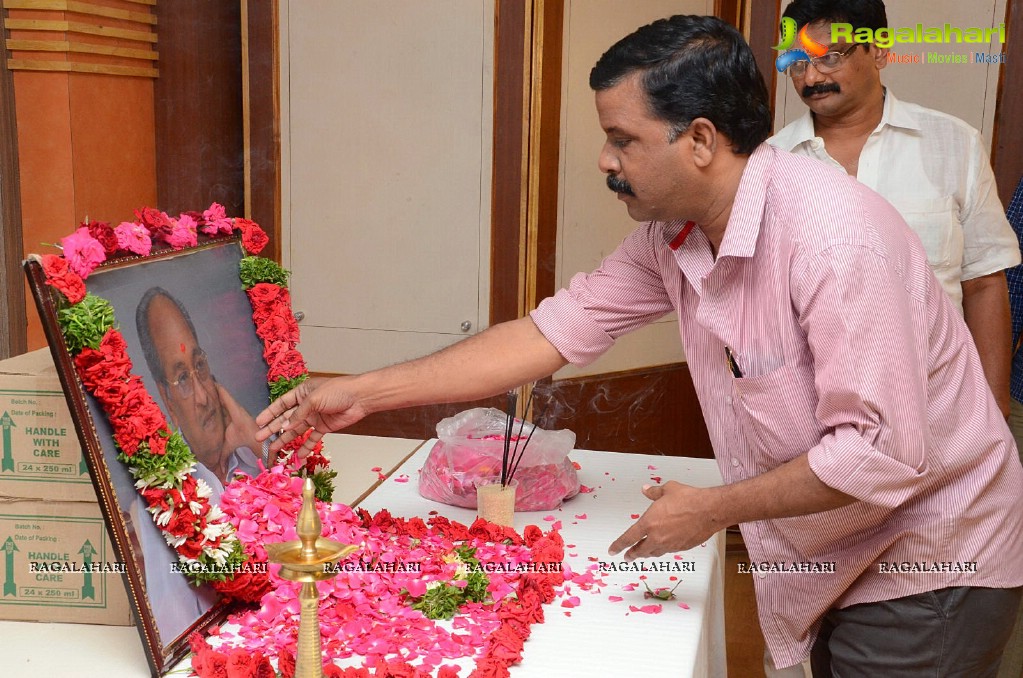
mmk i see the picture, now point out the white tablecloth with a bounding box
[358,441,727,678]
[0,437,726,677]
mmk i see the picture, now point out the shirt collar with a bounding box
[772,88,919,151]
[659,145,771,258]
[878,89,920,132]
[718,144,771,259]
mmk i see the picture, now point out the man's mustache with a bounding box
[607,174,635,196]
[802,82,840,98]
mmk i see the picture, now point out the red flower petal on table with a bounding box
[572,461,581,470]
[608,595,624,602]
[370,466,382,473]
[630,514,640,519]
[560,596,580,608]
[551,520,562,531]
[579,485,593,493]
[542,515,555,522]
[647,464,657,470]
[393,474,409,483]
[628,604,663,614]
[678,602,690,610]
[650,476,662,483]
[40,254,86,303]
[621,583,638,591]
[573,513,587,520]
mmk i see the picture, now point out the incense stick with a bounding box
[500,390,517,486]
[506,390,544,485]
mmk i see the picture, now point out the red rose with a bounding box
[163,506,197,538]
[236,217,270,255]
[211,569,272,604]
[467,657,510,678]
[437,667,460,678]
[277,649,296,678]
[522,525,543,547]
[265,345,307,381]
[176,536,203,560]
[226,648,257,678]
[134,206,174,239]
[402,516,428,539]
[83,220,120,255]
[370,509,396,532]
[487,624,525,662]
[40,254,87,303]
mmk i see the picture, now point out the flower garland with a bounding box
[188,467,565,678]
[41,204,330,601]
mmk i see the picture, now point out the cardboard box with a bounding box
[0,350,133,625]
[0,349,94,502]
[0,499,133,624]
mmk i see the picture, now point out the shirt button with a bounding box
[758,571,767,579]
[811,138,823,150]
[725,395,732,405]
[731,458,740,467]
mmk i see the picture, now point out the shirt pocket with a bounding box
[888,195,962,270]
[731,362,825,466]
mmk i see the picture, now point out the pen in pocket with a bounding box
[724,346,743,378]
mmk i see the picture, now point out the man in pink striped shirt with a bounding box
[259,15,1023,675]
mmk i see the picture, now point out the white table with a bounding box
[358,441,727,678]
[0,436,726,677]
[0,433,426,678]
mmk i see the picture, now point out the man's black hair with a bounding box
[136,286,200,384]
[589,14,771,155]
[782,0,888,32]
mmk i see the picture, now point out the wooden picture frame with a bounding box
[24,236,273,676]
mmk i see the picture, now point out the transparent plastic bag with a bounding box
[418,407,579,511]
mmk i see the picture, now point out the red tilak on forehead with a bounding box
[180,343,186,353]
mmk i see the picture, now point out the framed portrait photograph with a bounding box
[24,235,278,676]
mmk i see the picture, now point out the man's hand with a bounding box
[217,383,260,458]
[255,376,367,458]
[608,482,724,561]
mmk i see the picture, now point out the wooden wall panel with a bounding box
[154,0,243,218]
[993,0,1023,204]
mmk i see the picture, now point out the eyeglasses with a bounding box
[167,352,212,398]
[786,43,861,77]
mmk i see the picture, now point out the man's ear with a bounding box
[873,45,889,71]
[687,117,718,168]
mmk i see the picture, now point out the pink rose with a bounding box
[201,202,234,235]
[166,214,199,249]
[113,221,153,256]
[60,226,106,278]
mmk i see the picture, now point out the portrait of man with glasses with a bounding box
[74,243,272,643]
[136,286,262,496]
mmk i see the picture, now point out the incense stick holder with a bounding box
[476,478,518,527]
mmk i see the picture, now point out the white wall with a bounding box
[554,1,713,379]
[279,0,494,375]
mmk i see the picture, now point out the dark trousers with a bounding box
[811,586,1023,677]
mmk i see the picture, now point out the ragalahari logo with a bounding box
[773,17,828,72]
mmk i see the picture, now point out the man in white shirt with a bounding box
[769,0,1020,417]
